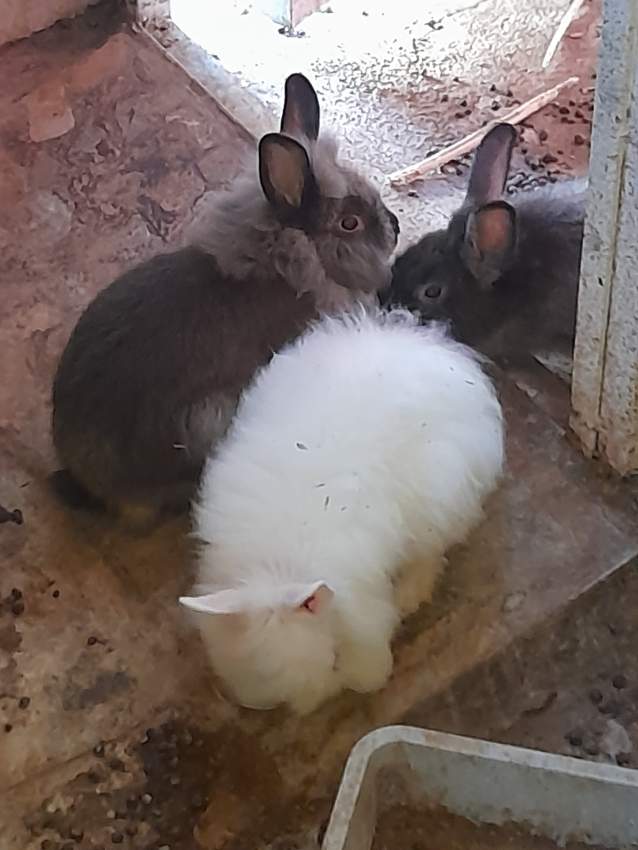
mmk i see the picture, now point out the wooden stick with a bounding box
[542,0,586,68]
[387,76,579,187]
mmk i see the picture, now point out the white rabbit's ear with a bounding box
[179,589,248,616]
[281,581,335,614]
[280,73,320,142]
[466,123,516,206]
[259,133,318,217]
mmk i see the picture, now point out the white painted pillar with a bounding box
[571,0,638,476]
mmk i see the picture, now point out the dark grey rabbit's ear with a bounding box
[259,132,319,219]
[461,200,516,288]
[280,73,320,142]
[466,123,517,206]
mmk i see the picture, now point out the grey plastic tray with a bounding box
[322,726,638,850]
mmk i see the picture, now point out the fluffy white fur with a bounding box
[180,308,505,715]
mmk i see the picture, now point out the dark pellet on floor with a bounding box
[18,696,30,709]
[0,505,23,524]
[612,674,628,689]
[574,134,586,145]
[111,832,124,844]
[599,699,620,716]
[566,729,583,746]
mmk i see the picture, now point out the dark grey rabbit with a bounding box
[52,73,399,527]
[387,122,585,362]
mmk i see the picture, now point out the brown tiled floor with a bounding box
[0,5,637,850]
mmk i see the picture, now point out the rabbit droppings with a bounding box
[51,73,399,528]
[180,308,504,715]
[387,123,585,363]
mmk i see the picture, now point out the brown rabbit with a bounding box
[52,73,399,527]
[387,123,585,363]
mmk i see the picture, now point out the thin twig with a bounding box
[388,76,579,187]
[542,0,586,68]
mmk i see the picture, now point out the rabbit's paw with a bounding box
[339,642,393,694]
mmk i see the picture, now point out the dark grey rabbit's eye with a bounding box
[340,215,362,232]
[425,284,442,299]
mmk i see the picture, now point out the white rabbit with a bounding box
[180,308,504,715]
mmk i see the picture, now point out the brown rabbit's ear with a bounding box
[461,200,516,289]
[259,133,318,220]
[466,123,517,206]
[280,73,320,142]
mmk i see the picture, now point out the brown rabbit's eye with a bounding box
[340,215,361,232]
[425,284,442,299]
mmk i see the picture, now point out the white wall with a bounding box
[0,0,101,47]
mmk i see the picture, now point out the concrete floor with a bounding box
[169,0,598,243]
[407,559,638,770]
[1,3,637,850]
